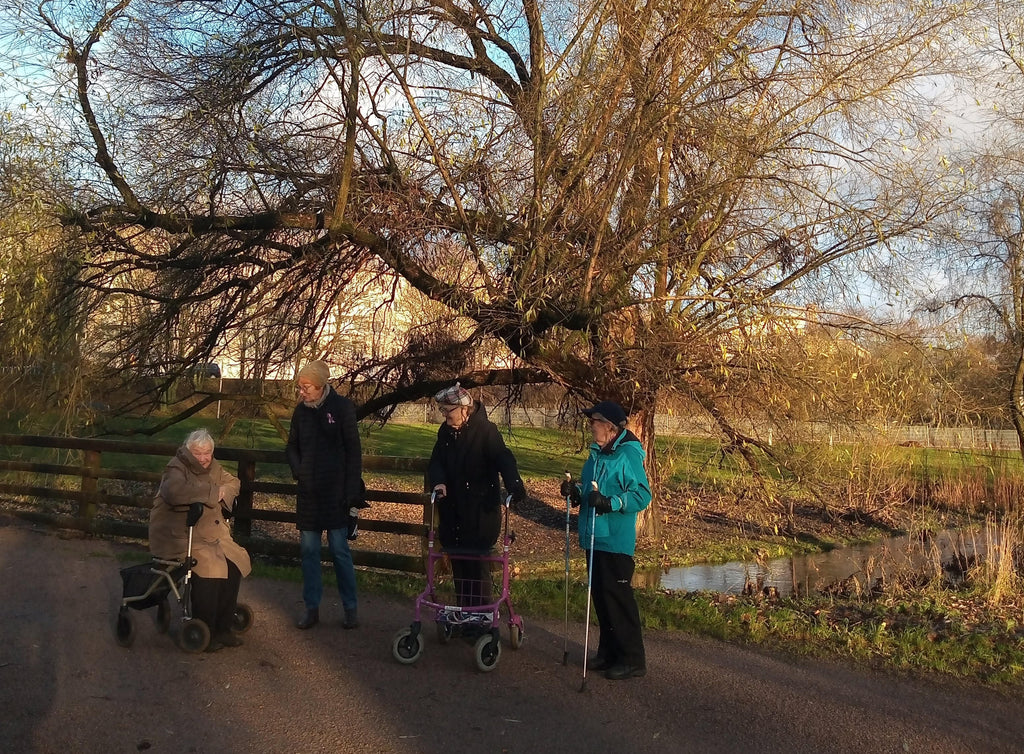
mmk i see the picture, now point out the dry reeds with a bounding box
[981,515,1023,605]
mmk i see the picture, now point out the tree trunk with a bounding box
[629,407,662,542]
[1011,347,1024,458]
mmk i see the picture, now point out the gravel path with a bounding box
[2,513,1022,754]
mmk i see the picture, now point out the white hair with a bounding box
[185,428,215,451]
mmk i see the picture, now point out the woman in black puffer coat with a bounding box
[428,384,526,606]
[286,360,364,630]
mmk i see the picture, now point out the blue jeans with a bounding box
[300,528,357,612]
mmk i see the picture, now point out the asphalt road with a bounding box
[2,513,1022,754]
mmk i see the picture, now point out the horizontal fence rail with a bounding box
[0,434,431,573]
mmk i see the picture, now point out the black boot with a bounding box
[216,631,244,648]
[297,607,319,629]
[605,662,646,680]
[342,608,359,629]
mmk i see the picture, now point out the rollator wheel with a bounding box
[436,621,454,645]
[509,622,524,650]
[473,633,501,672]
[155,597,171,634]
[231,603,254,634]
[115,607,136,648]
[177,618,211,654]
[392,628,425,665]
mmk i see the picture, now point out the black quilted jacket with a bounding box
[286,387,362,531]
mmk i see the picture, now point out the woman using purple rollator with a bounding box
[428,383,527,607]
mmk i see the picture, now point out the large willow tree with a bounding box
[1,0,969,532]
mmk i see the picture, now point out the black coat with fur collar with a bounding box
[428,402,524,550]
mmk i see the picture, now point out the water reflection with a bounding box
[645,529,993,596]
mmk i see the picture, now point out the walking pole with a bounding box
[562,472,572,666]
[579,481,598,693]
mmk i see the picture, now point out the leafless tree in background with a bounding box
[0,0,974,534]
[918,0,1024,455]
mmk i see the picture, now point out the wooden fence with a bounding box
[0,434,431,573]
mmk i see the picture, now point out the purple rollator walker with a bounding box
[392,491,525,671]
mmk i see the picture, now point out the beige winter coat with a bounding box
[148,446,251,579]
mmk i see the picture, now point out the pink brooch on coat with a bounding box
[327,413,335,423]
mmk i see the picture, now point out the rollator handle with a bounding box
[185,502,204,527]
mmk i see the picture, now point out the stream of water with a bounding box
[646,528,994,596]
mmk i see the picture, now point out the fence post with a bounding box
[235,459,256,538]
[422,469,433,560]
[79,449,101,527]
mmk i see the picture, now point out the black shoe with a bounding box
[588,654,613,672]
[605,663,646,680]
[216,632,244,648]
[297,608,319,630]
[204,639,225,653]
[342,609,359,630]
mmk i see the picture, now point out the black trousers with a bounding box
[587,549,645,667]
[190,560,241,636]
[450,557,493,607]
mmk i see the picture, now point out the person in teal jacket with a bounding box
[561,400,652,680]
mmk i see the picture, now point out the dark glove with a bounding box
[560,479,582,508]
[589,489,615,516]
[346,512,359,541]
[352,479,370,509]
[510,483,527,505]
[186,502,204,527]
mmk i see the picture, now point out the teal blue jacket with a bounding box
[574,429,652,556]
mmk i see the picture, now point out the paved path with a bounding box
[2,514,1022,754]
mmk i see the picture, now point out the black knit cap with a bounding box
[582,400,628,427]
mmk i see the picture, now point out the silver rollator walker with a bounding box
[115,502,253,653]
[392,490,525,672]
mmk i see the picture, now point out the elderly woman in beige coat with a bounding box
[149,429,251,652]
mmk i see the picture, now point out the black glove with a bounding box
[560,479,582,508]
[186,502,204,527]
[510,483,527,505]
[352,479,370,509]
[589,489,614,516]
[346,511,359,541]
